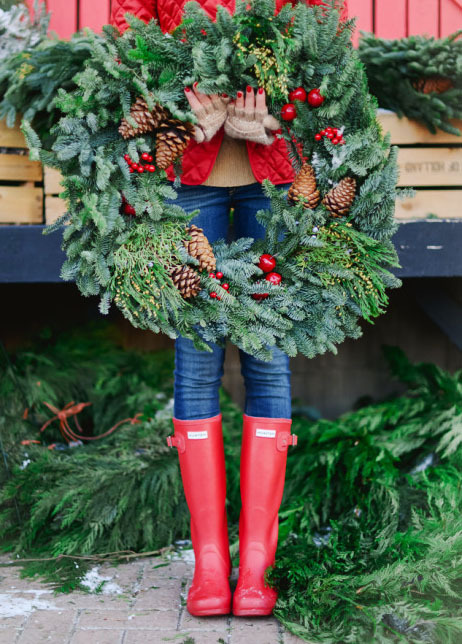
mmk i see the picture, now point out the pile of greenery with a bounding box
[358,30,462,135]
[1,322,461,642]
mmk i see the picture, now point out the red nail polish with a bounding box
[193,81,198,87]
[222,93,228,98]
[258,88,264,94]
[246,85,252,92]
[185,87,191,92]
[237,91,243,98]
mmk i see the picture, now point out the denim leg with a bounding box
[232,182,293,419]
[170,184,231,420]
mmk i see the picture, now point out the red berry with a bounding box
[222,283,229,290]
[339,138,346,145]
[314,133,322,141]
[129,167,135,173]
[281,103,297,121]
[123,203,136,216]
[320,129,326,136]
[258,254,276,272]
[131,163,139,170]
[124,154,131,162]
[216,271,224,280]
[210,292,217,299]
[307,89,325,107]
[217,296,222,301]
[326,132,334,139]
[146,165,156,172]
[146,154,154,163]
[137,166,144,173]
[288,87,307,102]
[265,271,282,286]
[252,293,269,300]
[332,137,339,145]
[209,273,216,279]
[326,127,333,133]
[141,152,150,161]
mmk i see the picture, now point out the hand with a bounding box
[224,86,281,146]
[184,82,230,143]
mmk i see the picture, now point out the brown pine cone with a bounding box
[155,118,195,169]
[412,76,454,95]
[322,177,357,217]
[119,97,168,140]
[184,224,216,273]
[170,265,201,299]
[288,162,320,209]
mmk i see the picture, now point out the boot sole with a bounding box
[188,605,231,616]
[233,606,274,616]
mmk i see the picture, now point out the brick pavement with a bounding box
[0,556,307,644]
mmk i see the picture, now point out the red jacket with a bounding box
[111,0,348,185]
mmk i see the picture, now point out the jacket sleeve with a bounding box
[307,0,348,21]
[110,0,158,34]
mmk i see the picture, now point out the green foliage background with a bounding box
[1,323,461,641]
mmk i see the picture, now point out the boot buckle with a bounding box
[166,434,186,453]
[277,432,298,451]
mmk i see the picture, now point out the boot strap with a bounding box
[167,434,186,453]
[277,432,297,451]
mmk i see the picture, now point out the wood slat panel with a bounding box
[408,0,439,36]
[395,189,462,219]
[78,0,111,32]
[349,0,374,46]
[375,0,407,38]
[397,147,462,186]
[44,167,64,195]
[378,111,462,143]
[45,196,67,224]
[0,186,43,224]
[0,119,27,148]
[440,0,462,37]
[0,155,43,182]
[47,0,78,39]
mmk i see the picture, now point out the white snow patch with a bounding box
[0,592,57,618]
[80,567,123,595]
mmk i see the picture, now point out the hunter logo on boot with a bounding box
[256,429,276,438]
[187,431,208,439]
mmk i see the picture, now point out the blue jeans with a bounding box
[168,182,292,421]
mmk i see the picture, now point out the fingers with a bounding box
[184,87,207,118]
[255,87,266,112]
[244,85,255,120]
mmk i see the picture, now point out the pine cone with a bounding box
[184,224,216,273]
[119,97,168,140]
[288,162,320,209]
[412,76,454,95]
[170,265,201,299]
[322,177,357,217]
[156,118,195,169]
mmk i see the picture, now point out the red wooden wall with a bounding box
[26,0,462,43]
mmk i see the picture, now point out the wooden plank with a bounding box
[378,111,462,144]
[47,0,78,39]
[375,0,407,38]
[0,155,43,182]
[0,186,43,224]
[440,0,462,37]
[408,0,439,36]
[45,196,67,224]
[397,147,462,186]
[395,189,462,219]
[0,119,27,148]
[78,0,111,31]
[348,0,373,46]
[44,167,64,195]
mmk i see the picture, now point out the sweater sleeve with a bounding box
[110,0,157,34]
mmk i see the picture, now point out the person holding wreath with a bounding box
[111,0,348,617]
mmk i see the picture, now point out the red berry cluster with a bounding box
[281,88,325,121]
[314,126,345,145]
[252,254,282,300]
[121,195,136,216]
[209,271,229,300]
[124,153,156,174]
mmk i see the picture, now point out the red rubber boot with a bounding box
[167,414,231,616]
[232,414,297,616]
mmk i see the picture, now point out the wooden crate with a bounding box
[0,119,43,224]
[377,111,462,221]
[44,167,67,224]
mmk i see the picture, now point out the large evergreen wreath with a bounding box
[28,0,406,361]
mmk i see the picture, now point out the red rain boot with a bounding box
[232,414,297,616]
[167,414,231,616]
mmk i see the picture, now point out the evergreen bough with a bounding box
[27,0,406,361]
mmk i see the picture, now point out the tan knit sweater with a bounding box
[202,132,256,187]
